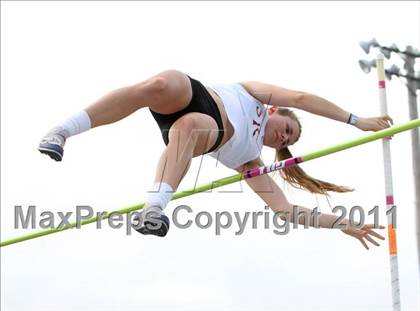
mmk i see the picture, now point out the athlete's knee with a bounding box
[136,75,168,96]
[169,115,200,144]
[136,70,187,98]
[135,69,192,112]
[157,69,186,81]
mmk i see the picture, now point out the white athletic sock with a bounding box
[57,110,91,138]
[145,182,174,211]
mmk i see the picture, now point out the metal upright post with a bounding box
[376,53,401,311]
[404,46,420,269]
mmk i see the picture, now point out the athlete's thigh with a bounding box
[169,112,219,157]
[146,69,193,114]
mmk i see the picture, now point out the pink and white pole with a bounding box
[376,53,401,311]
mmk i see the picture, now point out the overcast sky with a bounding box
[1,1,419,311]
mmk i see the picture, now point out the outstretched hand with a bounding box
[341,224,385,250]
[356,115,394,132]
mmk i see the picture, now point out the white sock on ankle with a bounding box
[58,110,91,138]
[145,182,174,210]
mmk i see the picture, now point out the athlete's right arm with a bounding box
[240,81,392,131]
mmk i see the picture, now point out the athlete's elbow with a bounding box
[292,91,307,109]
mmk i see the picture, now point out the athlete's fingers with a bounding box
[384,115,394,125]
[359,238,369,250]
[365,235,380,247]
[364,224,385,229]
[380,120,390,128]
[366,230,385,240]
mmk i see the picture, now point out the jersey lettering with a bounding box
[252,105,265,137]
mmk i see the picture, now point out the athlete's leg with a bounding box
[155,112,219,190]
[85,69,193,127]
[38,70,193,161]
[135,112,219,237]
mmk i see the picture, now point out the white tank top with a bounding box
[209,83,268,169]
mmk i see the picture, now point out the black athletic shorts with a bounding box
[149,76,225,153]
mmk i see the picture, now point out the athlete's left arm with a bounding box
[240,81,393,131]
[236,157,385,249]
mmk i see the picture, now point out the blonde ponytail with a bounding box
[274,108,353,195]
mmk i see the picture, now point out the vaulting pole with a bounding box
[376,53,401,311]
[1,119,419,247]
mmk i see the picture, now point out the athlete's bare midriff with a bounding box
[205,86,235,152]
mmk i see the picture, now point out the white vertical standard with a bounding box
[376,53,401,311]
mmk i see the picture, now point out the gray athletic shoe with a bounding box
[133,205,170,237]
[38,127,69,161]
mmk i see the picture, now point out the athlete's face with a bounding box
[263,113,300,149]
